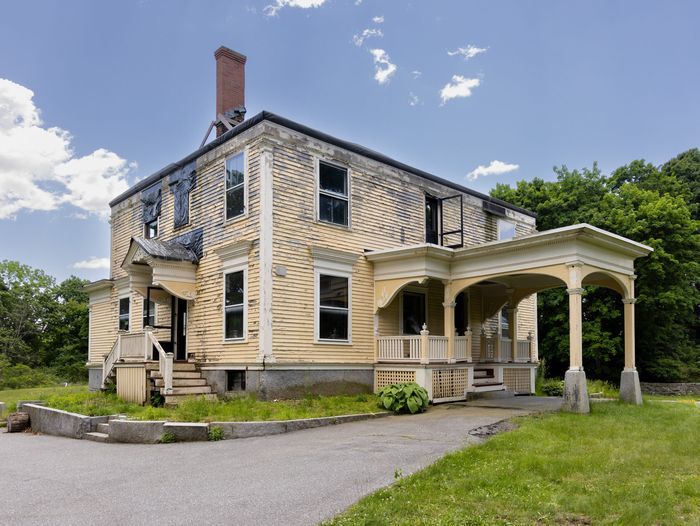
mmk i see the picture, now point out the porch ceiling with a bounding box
[366,223,653,311]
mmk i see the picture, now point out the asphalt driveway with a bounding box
[1,397,561,525]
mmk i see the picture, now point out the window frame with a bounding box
[142,298,157,328]
[144,216,159,239]
[314,269,352,344]
[500,306,510,339]
[224,149,248,223]
[118,295,131,332]
[497,219,516,241]
[222,266,247,343]
[316,158,351,229]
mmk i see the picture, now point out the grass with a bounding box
[325,402,700,526]
[18,389,382,422]
[0,384,88,411]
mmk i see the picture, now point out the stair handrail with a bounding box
[102,332,122,389]
[145,330,173,394]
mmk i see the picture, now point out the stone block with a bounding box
[620,369,643,405]
[163,422,209,442]
[562,370,590,413]
[109,420,165,444]
[22,404,92,439]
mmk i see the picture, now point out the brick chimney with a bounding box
[214,46,247,136]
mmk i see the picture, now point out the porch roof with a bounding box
[366,223,653,311]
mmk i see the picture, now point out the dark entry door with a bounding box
[425,195,440,245]
[172,298,188,361]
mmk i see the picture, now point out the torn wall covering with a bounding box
[172,227,204,261]
[169,162,197,228]
[141,184,162,223]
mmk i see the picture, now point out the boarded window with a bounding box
[170,162,196,228]
[319,274,349,340]
[318,161,348,226]
[141,184,161,224]
[226,153,245,220]
[224,270,245,339]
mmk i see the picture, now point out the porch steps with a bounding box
[472,382,506,393]
[164,393,218,405]
[84,431,111,443]
[154,378,207,388]
[147,362,217,406]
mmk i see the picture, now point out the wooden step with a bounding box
[472,382,506,393]
[164,393,217,406]
[165,386,212,396]
[172,363,197,371]
[154,378,207,388]
[84,432,111,443]
[150,371,202,380]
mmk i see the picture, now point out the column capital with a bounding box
[442,301,456,309]
[566,287,584,295]
[622,298,637,304]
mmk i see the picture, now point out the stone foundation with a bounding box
[88,367,102,391]
[640,382,700,396]
[562,369,590,413]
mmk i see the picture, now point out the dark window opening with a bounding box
[425,195,440,244]
[118,297,130,331]
[143,299,156,328]
[225,270,245,339]
[454,292,469,336]
[144,219,158,239]
[319,161,348,226]
[227,370,246,391]
[402,291,426,335]
[319,274,349,340]
[501,306,510,338]
[226,153,245,220]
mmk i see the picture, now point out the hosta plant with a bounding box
[378,382,429,414]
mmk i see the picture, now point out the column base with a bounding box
[619,369,643,405]
[562,369,590,413]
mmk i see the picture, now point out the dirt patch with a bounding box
[468,419,518,440]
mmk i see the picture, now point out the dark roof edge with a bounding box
[110,111,536,218]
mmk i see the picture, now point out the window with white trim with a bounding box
[500,306,510,338]
[498,219,516,241]
[318,274,349,341]
[225,152,245,220]
[318,161,349,226]
[118,297,130,331]
[143,299,156,328]
[224,270,245,340]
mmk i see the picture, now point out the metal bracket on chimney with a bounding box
[200,106,247,148]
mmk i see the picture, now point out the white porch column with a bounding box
[508,306,518,362]
[257,143,275,363]
[620,294,642,405]
[443,301,456,363]
[420,323,430,365]
[567,287,584,371]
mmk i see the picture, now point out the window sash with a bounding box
[143,300,156,327]
[224,270,245,340]
[225,153,245,220]
[319,162,348,196]
[318,161,349,226]
[317,273,350,341]
[118,297,130,331]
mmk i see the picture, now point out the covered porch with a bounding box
[367,224,653,412]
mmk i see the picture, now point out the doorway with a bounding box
[172,297,188,361]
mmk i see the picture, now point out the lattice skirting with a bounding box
[432,368,468,400]
[375,369,417,391]
[503,368,532,393]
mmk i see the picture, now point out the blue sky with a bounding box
[1,0,698,282]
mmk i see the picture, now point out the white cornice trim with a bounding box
[311,246,360,266]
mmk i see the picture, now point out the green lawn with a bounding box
[0,384,88,411]
[325,402,700,526]
[9,389,382,422]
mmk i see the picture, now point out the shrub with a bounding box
[540,379,564,397]
[208,426,225,441]
[378,382,429,414]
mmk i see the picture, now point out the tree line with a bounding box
[492,149,700,382]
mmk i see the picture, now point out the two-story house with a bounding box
[85,47,651,413]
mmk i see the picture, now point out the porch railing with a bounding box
[146,329,173,394]
[377,336,421,361]
[428,336,448,361]
[377,328,473,364]
[479,331,535,363]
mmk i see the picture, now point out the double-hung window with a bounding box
[224,270,245,340]
[118,297,130,331]
[318,274,349,341]
[225,152,245,220]
[318,161,349,226]
[143,299,156,328]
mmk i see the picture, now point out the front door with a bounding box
[172,298,188,361]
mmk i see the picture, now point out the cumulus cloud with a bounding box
[353,28,383,47]
[0,78,132,220]
[447,44,488,60]
[439,75,481,105]
[467,160,519,181]
[369,49,397,84]
[73,257,110,270]
[264,0,326,16]
[372,15,384,23]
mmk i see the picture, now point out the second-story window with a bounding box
[226,152,245,220]
[144,218,158,239]
[318,161,349,227]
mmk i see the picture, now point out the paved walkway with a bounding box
[1,397,561,526]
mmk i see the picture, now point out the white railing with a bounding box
[500,337,512,362]
[455,334,471,362]
[480,333,497,362]
[102,334,121,388]
[146,330,173,394]
[377,336,421,361]
[120,333,146,359]
[516,338,531,362]
[428,336,448,361]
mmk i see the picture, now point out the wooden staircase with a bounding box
[150,362,216,406]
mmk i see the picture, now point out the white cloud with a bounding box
[447,44,488,60]
[372,15,384,23]
[369,49,397,85]
[264,0,326,16]
[0,78,132,220]
[409,92,420,106]
[353,28,383,47]
[439,75,481,105]
[411,70,422,79]
[73,257,110,270]
[467,160,519,181]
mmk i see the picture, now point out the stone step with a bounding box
[150,371,202,380]
[154,378,207,388]
[172,363,197,371]
[164,394,218,406]
[472,382,506,393]
[96,423,110,433]
[166,386,212,396]
[84,432,111,443]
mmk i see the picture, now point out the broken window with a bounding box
[144,218,158,239]
[318,161,349,226]
[225,153,245,220]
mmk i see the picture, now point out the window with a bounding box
[144,218,158,239]
[402,291,426,335]
[498,219,516,241]
[224,270,245,340]
[225,152,245,220]
[318,161,349,226]
[143,299,156,328]
[425,195,440,244]
[501,306,510,338]
[318,274,349,341]
[118,297,130,331]
[227,370,246,391]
